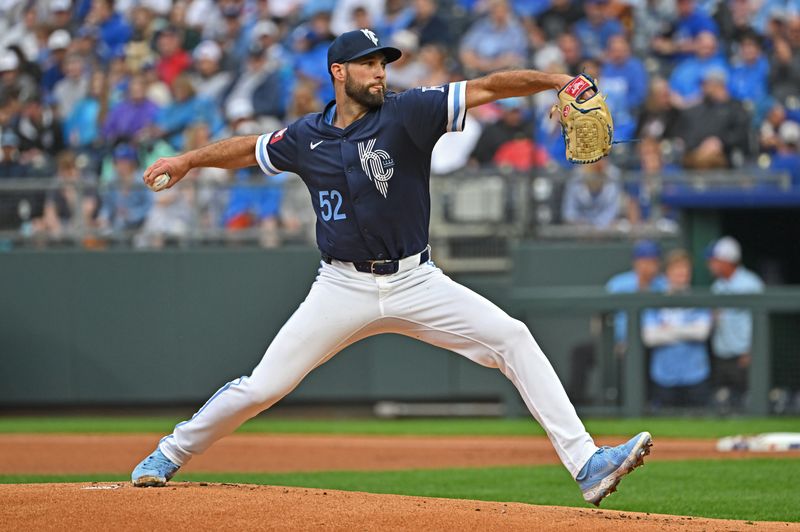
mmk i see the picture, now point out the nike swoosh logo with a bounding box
[310,140,323,150]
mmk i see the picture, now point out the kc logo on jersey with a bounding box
[358,139,394,198]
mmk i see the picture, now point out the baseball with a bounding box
[150,173,170,192]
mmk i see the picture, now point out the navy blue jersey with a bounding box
[255,81,468,261]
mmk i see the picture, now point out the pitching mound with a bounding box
[2,483,796,531]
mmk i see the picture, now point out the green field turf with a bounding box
[1,416,799,438]
[2,459,798,522]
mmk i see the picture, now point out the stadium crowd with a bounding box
[0,0,799,246]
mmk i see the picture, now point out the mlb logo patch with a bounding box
[270,128,287,144]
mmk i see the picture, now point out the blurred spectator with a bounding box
[291,9,336,104]
[625,138,679,226]
[459,0,527,76]
[470,98,545,171]
[431,110,482,175]
[758,101,791,154]
[642,249,712,410]
[561,159,622,228]
[0,3,39,62]
[215,3,251,66]
[189,41,233,105]
[631,0,675,57]
[669,31,729,107]
[635,78,681,144]
[85,0,133,61]
[407,0,451,47]
[770,121,800,186]
[652,0,719,60]
[225,43,286,120]
[52,55,89,120]
[0,130,28,178]
[98,143,152,234]
[385,31,428,91]
[181,122,229,231]
[601,35,648,142]
[150,74,222,150]
[676,69,751,169]
[706,236,765,413]
[71,25,103,67]
[102,73,159,145]
[64,70,107,150]
[332,0,385,35]
[0,130,34,231]
[136,173,193,248]
[14,95,64,173]
[556,33,584,75]
[40,29,72,94]
[536,0,584,42]
[716,0,758,55]
[224,168,285,248]
[286,80,323,122]
[768,36,800,105]
[155,26,191,87]
[728,32,770,122]
[606,239,668,352]
[418,44,452,88]
[572,0,623,60]
[33,150,98,242]
[0,49,37,103]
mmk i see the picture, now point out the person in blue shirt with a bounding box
[600,35,649,142]
[642,249,712,410]
[459,0,528,76]
[98,144,153,235]
[669,31,729,107]
[572,0,624,60]
[132,28,653,507]
[706,236,765,412]
[728,32,770,124]
[652,0,719,61]
[84,0,132,62]
[606,239,669,353]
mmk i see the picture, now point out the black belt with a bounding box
[321,248,430,275]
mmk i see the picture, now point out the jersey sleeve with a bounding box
[396,81,469,150]
[254,123,299,176]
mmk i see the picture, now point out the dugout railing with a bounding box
[509,287,800,417]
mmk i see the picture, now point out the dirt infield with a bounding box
[2,482,797,531]
[2,434,799,530]
[2,433,797,475]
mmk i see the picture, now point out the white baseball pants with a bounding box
[159,253,598,477]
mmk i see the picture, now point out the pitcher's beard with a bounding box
[345,76,386,108]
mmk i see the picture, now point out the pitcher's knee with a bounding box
[242,380,294,409]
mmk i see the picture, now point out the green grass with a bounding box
[2,459,798,522]
[0,416,799,438]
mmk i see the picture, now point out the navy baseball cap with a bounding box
[327,29,401,72]
[632,239,661,259]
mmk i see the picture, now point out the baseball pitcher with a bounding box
[132,29,649,506]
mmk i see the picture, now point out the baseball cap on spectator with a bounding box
[226,98,253,122]
[141,0,172,15]
[222,4,242,17]
[48,29,72,51]
[703,68,728,84]
[113,144,138,162]
[327,29,401,72]
[779,121,800,146]
[193,40,222,63]
[0,50,19,72]
[50,0,71,12]
[1,130,20,148]
[390,30,419,53]
[707,236,741,263]
[632,239,661,259]
[252,20,279,40]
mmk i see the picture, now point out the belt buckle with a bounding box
[369,260,388,275]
